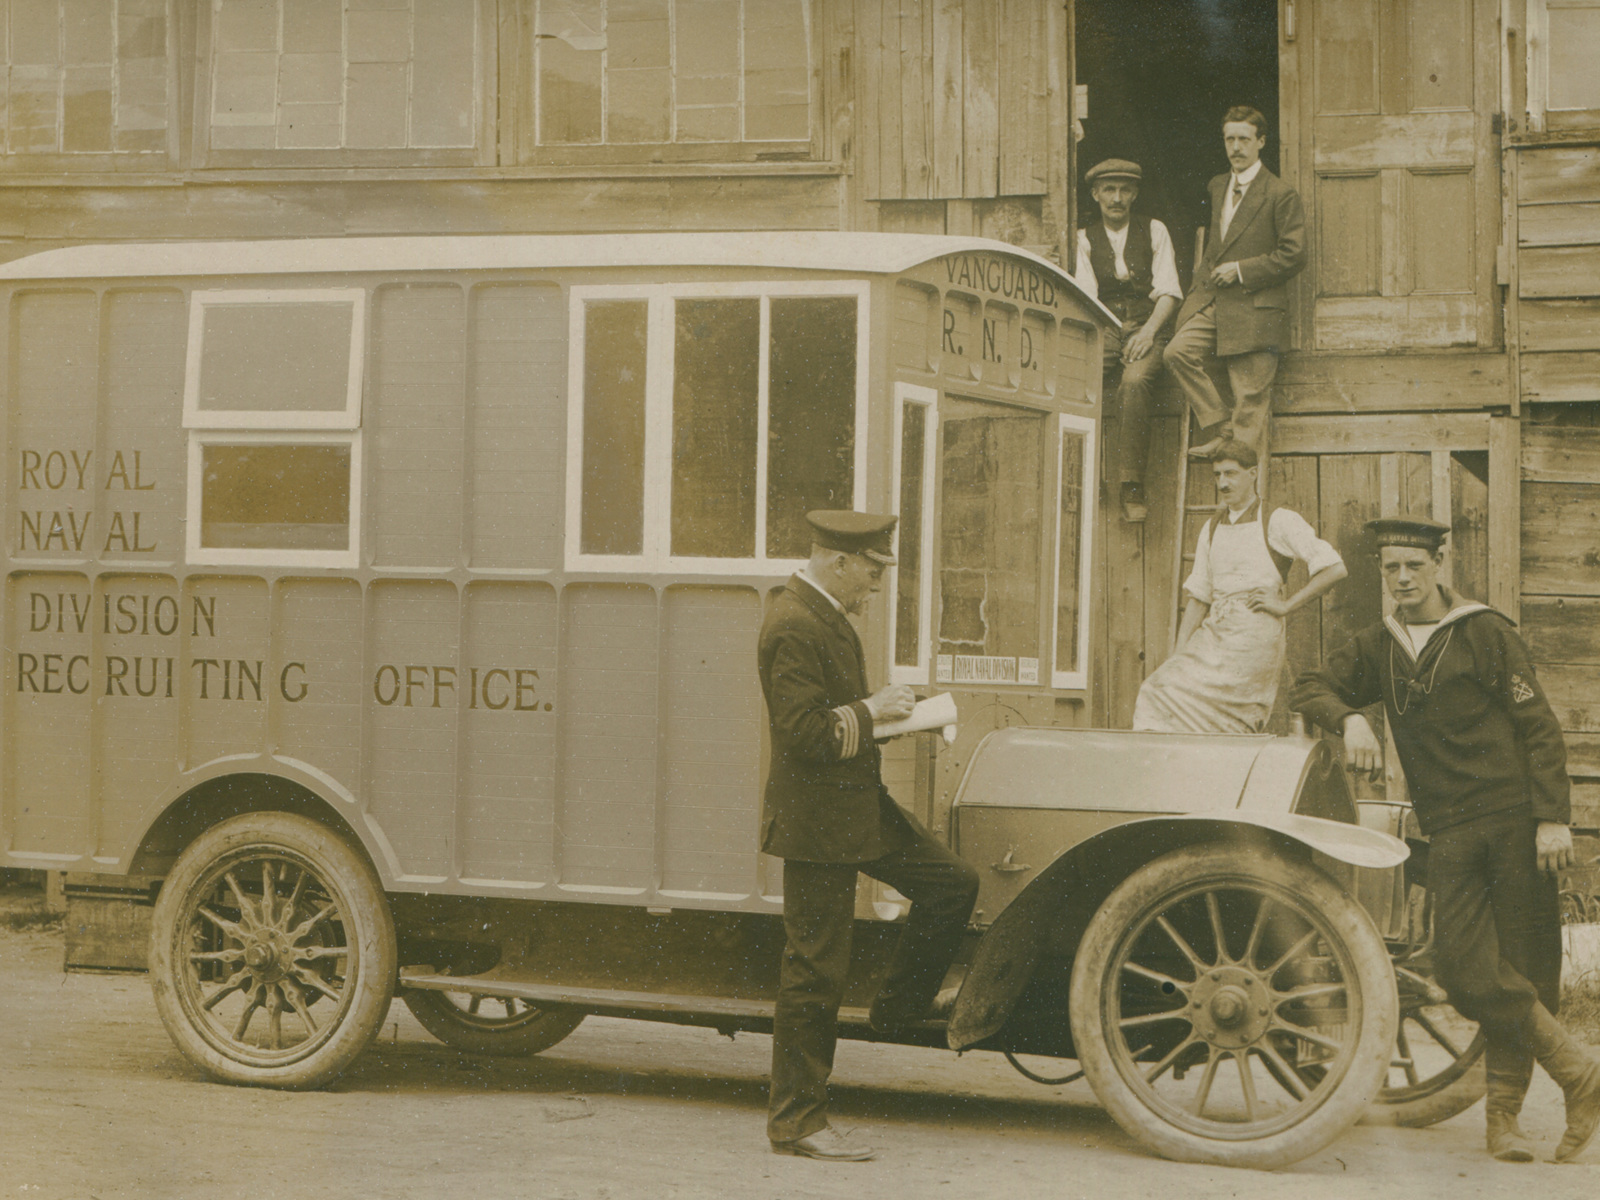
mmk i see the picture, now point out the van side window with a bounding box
[890,384,936,685]
[569,284,866,573]
[1053,418,1095,689]
[184,289,364,568]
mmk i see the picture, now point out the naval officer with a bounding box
[759,510,979,1162]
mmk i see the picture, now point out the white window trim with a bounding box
[183,288,366,430]
[1050,412,1097,691]
[186,430,362,569]
[1527,0,1600,130]
[888,383,937,686]
[564,280,870,574]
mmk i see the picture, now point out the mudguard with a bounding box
[945,812,1407,1050]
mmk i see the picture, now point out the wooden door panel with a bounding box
[1314,295,1478,349]
[1310,112,1476,167]
[1298,0,1497,351]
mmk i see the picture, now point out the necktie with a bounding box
[1232,180,1244,208]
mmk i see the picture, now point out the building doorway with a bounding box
[1076,0,1280,289]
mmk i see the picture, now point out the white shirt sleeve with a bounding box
[1148,220,1183,302]
[1072,229,1099,300]
[1267,508,1344,576]
[1182,519,1215,604]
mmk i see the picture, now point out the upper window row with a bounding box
[1,0,817,164]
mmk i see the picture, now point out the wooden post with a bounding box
[1489,414,1522,620]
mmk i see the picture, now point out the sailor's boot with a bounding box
[1484,1058,1535,1162]
[1530,1002,1600,1162]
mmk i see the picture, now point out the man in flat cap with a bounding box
[1072,157,1183,521]
[1293,517,1600,1164]
[1163,106,1306,465]
[759,510,978,1162]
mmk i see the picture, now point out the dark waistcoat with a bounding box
[1085,216,1156,325]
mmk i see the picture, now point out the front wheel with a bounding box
[149,811,397,1089]
[1069,844,1397,1170]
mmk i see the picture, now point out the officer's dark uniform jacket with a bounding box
[1084,215,1157,327]
[1292,589,1569,835]
[758,574,909,864]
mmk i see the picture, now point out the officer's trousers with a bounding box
[767,822,978,1144]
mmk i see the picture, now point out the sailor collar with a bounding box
[1382,587,1497,666]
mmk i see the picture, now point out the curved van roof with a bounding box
[0,231,1117,325]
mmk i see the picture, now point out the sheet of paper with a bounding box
[873,691,958,742]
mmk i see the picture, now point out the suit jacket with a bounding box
[1174,166,1307,357]
[757,576,906,863]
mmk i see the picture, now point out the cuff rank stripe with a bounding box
[831,705,859,759]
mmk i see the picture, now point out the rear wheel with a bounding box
[403,989,584,1057]
[149,811,396,1089]
[1368,967,1486,1126]
[1069,844,1397,1169]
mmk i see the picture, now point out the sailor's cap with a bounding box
[1366,516,1450,551]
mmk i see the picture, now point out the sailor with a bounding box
[1293,517,1600,1163]
[1132,439,1345,732]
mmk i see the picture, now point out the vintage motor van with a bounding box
[0,232,1464,1168]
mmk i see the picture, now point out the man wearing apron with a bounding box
[1133,440,1346,732]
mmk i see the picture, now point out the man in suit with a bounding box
[1163,105,1307,464]
[759,510,979,1163]
[1071,158,1183,522]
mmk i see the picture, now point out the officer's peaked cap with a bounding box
[807,510,897,564]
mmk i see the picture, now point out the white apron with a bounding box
[1132,512,1287,733]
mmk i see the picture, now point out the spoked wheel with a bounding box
[149,812,396,1089]
[1368,966,1486,1126]
[403,988,584,1057]
[1070,844,1397,1169]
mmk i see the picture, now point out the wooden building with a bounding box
[1,0,1595,822]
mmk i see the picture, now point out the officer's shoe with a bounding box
[771,1125,876,1162]
[1530,1003,1600,1162]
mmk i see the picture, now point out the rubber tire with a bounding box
[1370,1037,1486,1127]
[1069,843,1398,1170]
[403,990,585,1057]
[149,811,397,1089]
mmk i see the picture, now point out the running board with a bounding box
[397,968,951,1045]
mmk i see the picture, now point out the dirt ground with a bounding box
[2,921,1598,1200]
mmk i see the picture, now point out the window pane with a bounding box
[743,0,809,140]
[538,0,604,143]
[581,300,649,555]
[1056,430,1087,675]
[938,397,1044,679]
[200,443,350,550]
[674,0,740,142]
[766,296,856,558]
[895,403,927,668]
[672,298,760,557]
[1549,9,1600,110]
[199,301,354,413]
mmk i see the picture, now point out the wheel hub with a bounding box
[1189,967,1272,1049]
[241,931,294,983]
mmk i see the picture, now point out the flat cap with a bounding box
[807,509,897,564]
[1366,516,1450,551]
[1086,158,1142,184]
